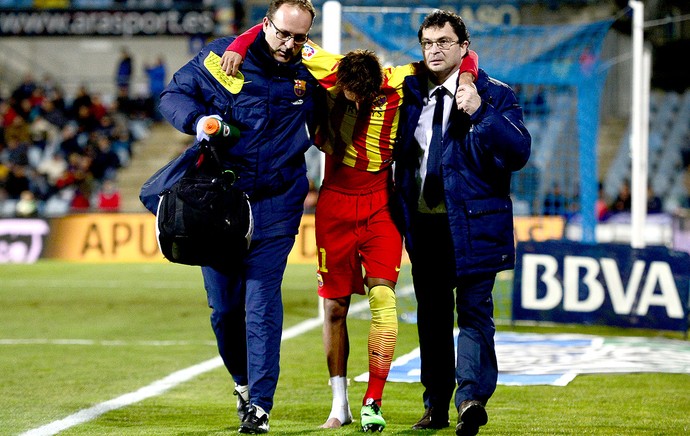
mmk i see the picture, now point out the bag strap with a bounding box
[193,141,238,190]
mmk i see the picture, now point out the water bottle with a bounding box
[203,117,240,139]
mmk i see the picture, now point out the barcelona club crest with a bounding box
[294,80,307,97]
[373,94,387,108]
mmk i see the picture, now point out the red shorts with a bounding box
[315,185,403,299]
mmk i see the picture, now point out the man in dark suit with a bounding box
[394,10,531,436]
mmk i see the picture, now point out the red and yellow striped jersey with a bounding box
[303,41,416,174]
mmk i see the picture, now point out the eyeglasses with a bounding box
[268,17,309,45]
[420,38,460,51]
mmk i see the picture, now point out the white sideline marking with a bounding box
[19,284,413,436]
[19,357,223,436]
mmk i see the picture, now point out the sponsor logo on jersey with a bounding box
[302,43,316,60]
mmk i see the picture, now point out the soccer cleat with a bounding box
[233,384,250,422]
[239,404,269,434]
[360,398,386,432]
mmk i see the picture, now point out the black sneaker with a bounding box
[239,404,269,434]
[233,385,250,421]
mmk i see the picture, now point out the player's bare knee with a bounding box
[324,297,349,321]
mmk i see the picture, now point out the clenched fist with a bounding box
[456,82,481,116]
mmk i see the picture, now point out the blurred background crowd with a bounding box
[0,57,163,217]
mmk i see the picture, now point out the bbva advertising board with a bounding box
[513,241,690,332]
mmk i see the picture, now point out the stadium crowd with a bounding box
[0,72,154,217]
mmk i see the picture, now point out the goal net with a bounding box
[324,4,614,228]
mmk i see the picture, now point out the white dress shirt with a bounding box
[414,70,459,212]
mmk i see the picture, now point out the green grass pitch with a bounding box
[1,261,688,435]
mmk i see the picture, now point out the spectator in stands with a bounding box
[647,185,663,214]
[109,123,133,167]
[16,95,39,122]
[1,136,30,169]
[4,164,31,200]
[143,55,167,121]
[61,152,93,208]
[28,87,45,115]
[97,179,121,212]
[114,86,135,118]
[4,111,31,145]
[596,181,611,221]
[90,93,108,122]
[610,179,631,214]
[69,84,92,119]
[57,123,82,157]
[43,84,68,118]
[74,104,99,137]
[95,112,116,139]
[70,188,90,211]
[115,47,134,94]
[38,97,69,129]
[543,183,567,216]
[10,72,37,104]
[28,122,49,168]
[394,9,530,436]
[36,151,68,198]
[87,132,121,182]
[15,189,38,217]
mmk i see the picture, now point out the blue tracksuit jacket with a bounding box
[160,35,324,240]
[394,69,532,276]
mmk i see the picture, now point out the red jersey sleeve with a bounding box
[225,23,263,58]
[459,50,479,81]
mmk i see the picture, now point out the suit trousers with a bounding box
[410,212,498,412]
[201,235,295,414]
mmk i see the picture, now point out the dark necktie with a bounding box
[423,86,446,208]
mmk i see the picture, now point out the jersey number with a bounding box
[318,247,329,272]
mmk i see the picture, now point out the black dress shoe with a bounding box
[455,400,488,436]
[411,406,449,430]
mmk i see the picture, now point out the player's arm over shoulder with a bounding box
[301,39,343,92]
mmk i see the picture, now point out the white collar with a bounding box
[427,70,460,99]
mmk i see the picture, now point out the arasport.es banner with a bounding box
[0,9,215,36]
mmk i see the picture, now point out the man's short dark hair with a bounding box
[418,9,470,46]
[336,50,383,102]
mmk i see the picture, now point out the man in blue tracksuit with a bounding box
[393,10,531,436]
[158,0,324,433]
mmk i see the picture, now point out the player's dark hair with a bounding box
[336,49,383,103]
[418,9,470,46]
